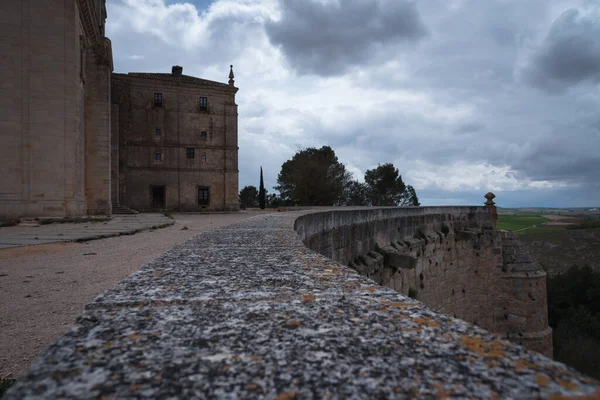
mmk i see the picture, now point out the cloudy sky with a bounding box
[106,0,600,207]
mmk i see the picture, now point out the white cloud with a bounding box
[106,0,600,207]
[405,160,574,192]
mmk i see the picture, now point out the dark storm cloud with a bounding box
[524,9,600,92]
[106,0,600,206]
[265,0,427,76]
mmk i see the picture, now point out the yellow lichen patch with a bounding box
[276,392,298,400]
[380,300,412,310]
[558,379,579,391]
[302,294,316,303]
[436,390,453,398]
[547,394,599,400]
[535,374,551,387]
[459,337,506,359]
[413,317,440,328]
[514,359,537,370]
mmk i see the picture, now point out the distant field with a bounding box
[497,214,546,231]
[496,214,572,235]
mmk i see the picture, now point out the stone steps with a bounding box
[111,203,138,215]
[18,218,40,227]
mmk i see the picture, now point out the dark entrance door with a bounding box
[151,186,165,210]
[198,187,210,207]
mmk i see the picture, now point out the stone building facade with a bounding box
[111,66,239,212]
[0,0,113,218]
[0,1,239,218]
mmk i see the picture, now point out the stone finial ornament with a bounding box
[485,192,498,225]
[228,65,235,86]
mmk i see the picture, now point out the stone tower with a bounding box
[0,0,113,218]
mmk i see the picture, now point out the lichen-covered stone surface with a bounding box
[6,211,600,399]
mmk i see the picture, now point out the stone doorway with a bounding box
[150,186,165,210]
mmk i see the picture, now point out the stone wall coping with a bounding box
[5,208,600,399]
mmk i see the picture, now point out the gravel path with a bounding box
[0,211,270,379]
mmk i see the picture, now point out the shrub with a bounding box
[547,265,600,379]
[0,379,16,396]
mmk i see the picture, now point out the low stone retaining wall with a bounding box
[5,210,600,398]
[295,207,552,356]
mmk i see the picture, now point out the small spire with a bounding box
[228,64,235,86]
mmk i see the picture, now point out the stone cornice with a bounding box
[78,0,113,70]
[77,0,101,47]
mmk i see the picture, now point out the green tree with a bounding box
[259,167,266,210]
[400,185,420,206]
[547,264,600,378]
[275,146,352,206]
[266,193,280,208]
[239,185,258,209]
[364,163,407,206]
[343,180,370,206]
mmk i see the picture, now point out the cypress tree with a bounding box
[259,167,266,210]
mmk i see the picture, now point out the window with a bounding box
[154,93,163,107]
[155,128,161,137]
[154,152,162,162]
[200,131,207,141]
[199,96,208,111]
[198,187,210,206]
[201,154,207,163]
[186,148,195,159]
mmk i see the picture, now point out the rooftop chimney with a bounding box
[172,65,183,77]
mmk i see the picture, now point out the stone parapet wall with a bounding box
[4,210,599,398]
[296,206,494,263]
[295,207,552,357]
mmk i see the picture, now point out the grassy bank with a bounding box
[497,214,570,235]
[497,214,549,231]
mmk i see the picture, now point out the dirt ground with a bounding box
[0,211,270,379]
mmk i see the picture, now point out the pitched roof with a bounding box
[113,72,233,89]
